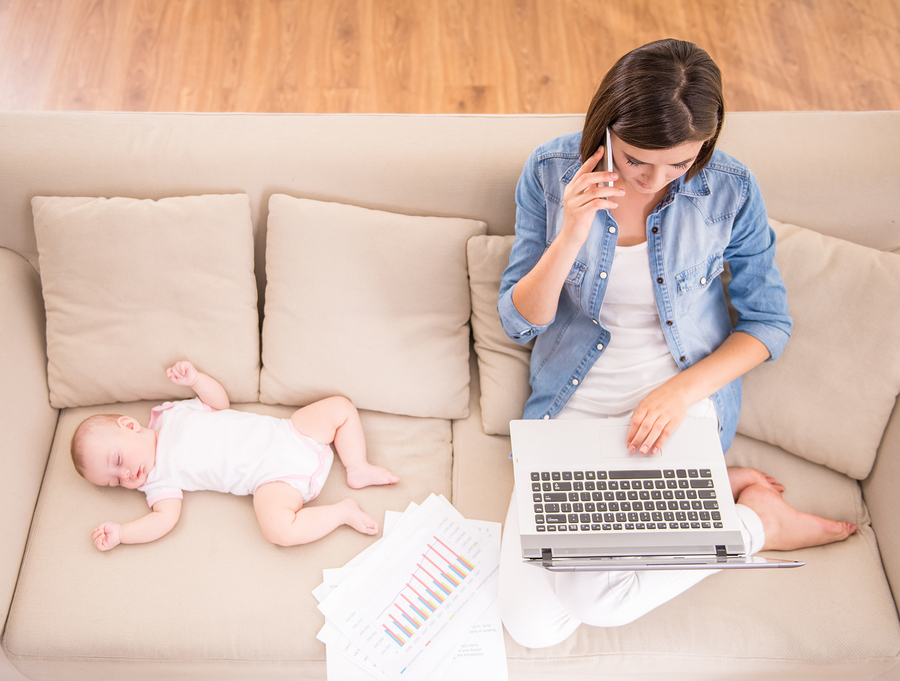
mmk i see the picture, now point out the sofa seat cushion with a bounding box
[501,434,900,674]
[5,403,451,669]
[261,195,486,419]
[32,194,261,408]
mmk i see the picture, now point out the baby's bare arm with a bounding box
[93,498,183,551]
[167,361,230,410]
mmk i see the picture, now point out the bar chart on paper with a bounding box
[381,536,476,647]
[318,494,500,681]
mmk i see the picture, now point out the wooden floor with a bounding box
[0,0,898,113]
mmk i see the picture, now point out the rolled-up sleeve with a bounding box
[498,150,555,344]
[725,173,793,361]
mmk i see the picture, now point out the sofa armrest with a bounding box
[863,396,900,615]
[0,248,58,666]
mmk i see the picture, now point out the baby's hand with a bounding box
[166,361,198,387]
[92,522,122,551]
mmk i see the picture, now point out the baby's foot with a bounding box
[727,466,785,500]
[339,498,379,535]
[345,462,399,489]
[737,483,857,551]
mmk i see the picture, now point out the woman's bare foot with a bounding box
[737,483,856,551]
[727,466,785,500]
[345,462,399,489]
[339,498,379,535]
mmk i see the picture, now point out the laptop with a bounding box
[510,415,805,571]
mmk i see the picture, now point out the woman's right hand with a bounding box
[560,146,623,247]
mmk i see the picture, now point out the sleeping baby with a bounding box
[70,361,398,551]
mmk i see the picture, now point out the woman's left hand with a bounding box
[626,382,690,455]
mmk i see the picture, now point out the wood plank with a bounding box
[0,0,78,109]
[44,0,136,110]
[1,0,897,113]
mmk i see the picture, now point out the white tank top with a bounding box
[562,241,681,418]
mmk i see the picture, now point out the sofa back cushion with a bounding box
[466,235,532,435]
[737,220,900,479]
[33,194,260,408]
[260,195,486,419]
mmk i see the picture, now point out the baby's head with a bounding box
[71,414,156,489]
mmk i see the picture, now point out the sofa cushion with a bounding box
[738,220,900,480]
[260,195,486,419]
[466,235,532,435]
[32,194,260,408]
[5,403,451,668]
[503,434,900,673]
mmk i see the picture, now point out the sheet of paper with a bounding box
[323,600,507,681]
[318,506,507,681]
[317,494,501,681]
[312,506,418,604]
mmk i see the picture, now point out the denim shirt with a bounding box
[498,132,792,451]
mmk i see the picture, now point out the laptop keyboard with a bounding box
[529,469,723,533]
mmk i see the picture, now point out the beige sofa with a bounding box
[2,111,899,681]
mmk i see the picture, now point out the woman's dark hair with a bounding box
[580,39,724,180]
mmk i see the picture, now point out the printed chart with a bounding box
[318,494,500,681]
[380,536,476,647]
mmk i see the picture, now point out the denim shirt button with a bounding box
[592,318,599,325]
[597,344,605,351]
[543,414,551,420]
[657,277,664,284]
[666,320,674,326]
[572,379,579,386]
[700,277,707,285]
[600,272,608,279]
[652,227,659,233]
[608,226,617,234]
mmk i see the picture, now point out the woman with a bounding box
[497,39,855,649]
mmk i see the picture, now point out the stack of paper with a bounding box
[314,493,508,681]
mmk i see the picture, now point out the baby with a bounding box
[71,361,399,551]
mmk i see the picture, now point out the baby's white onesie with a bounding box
[138,398,333,507]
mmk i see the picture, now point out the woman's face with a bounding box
[610,131,706,196]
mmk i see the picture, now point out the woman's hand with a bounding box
[560,146,623,248]
[510,146,624,327]
[626,380,690,455]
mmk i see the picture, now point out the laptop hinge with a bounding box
[541,548,553,568]
[716,545,728,559]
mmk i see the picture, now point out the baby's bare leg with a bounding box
[290,396,399,489]
[253,482,377,546]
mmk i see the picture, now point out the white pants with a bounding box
[498,489,765,648]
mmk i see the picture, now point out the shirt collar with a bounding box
[671,166,712,198]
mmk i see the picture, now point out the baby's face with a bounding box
[81,417,155,489]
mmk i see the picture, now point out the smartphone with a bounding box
[604,127,614,186]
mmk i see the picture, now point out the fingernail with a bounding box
[641,445,649,453]
[611,174,618,180]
